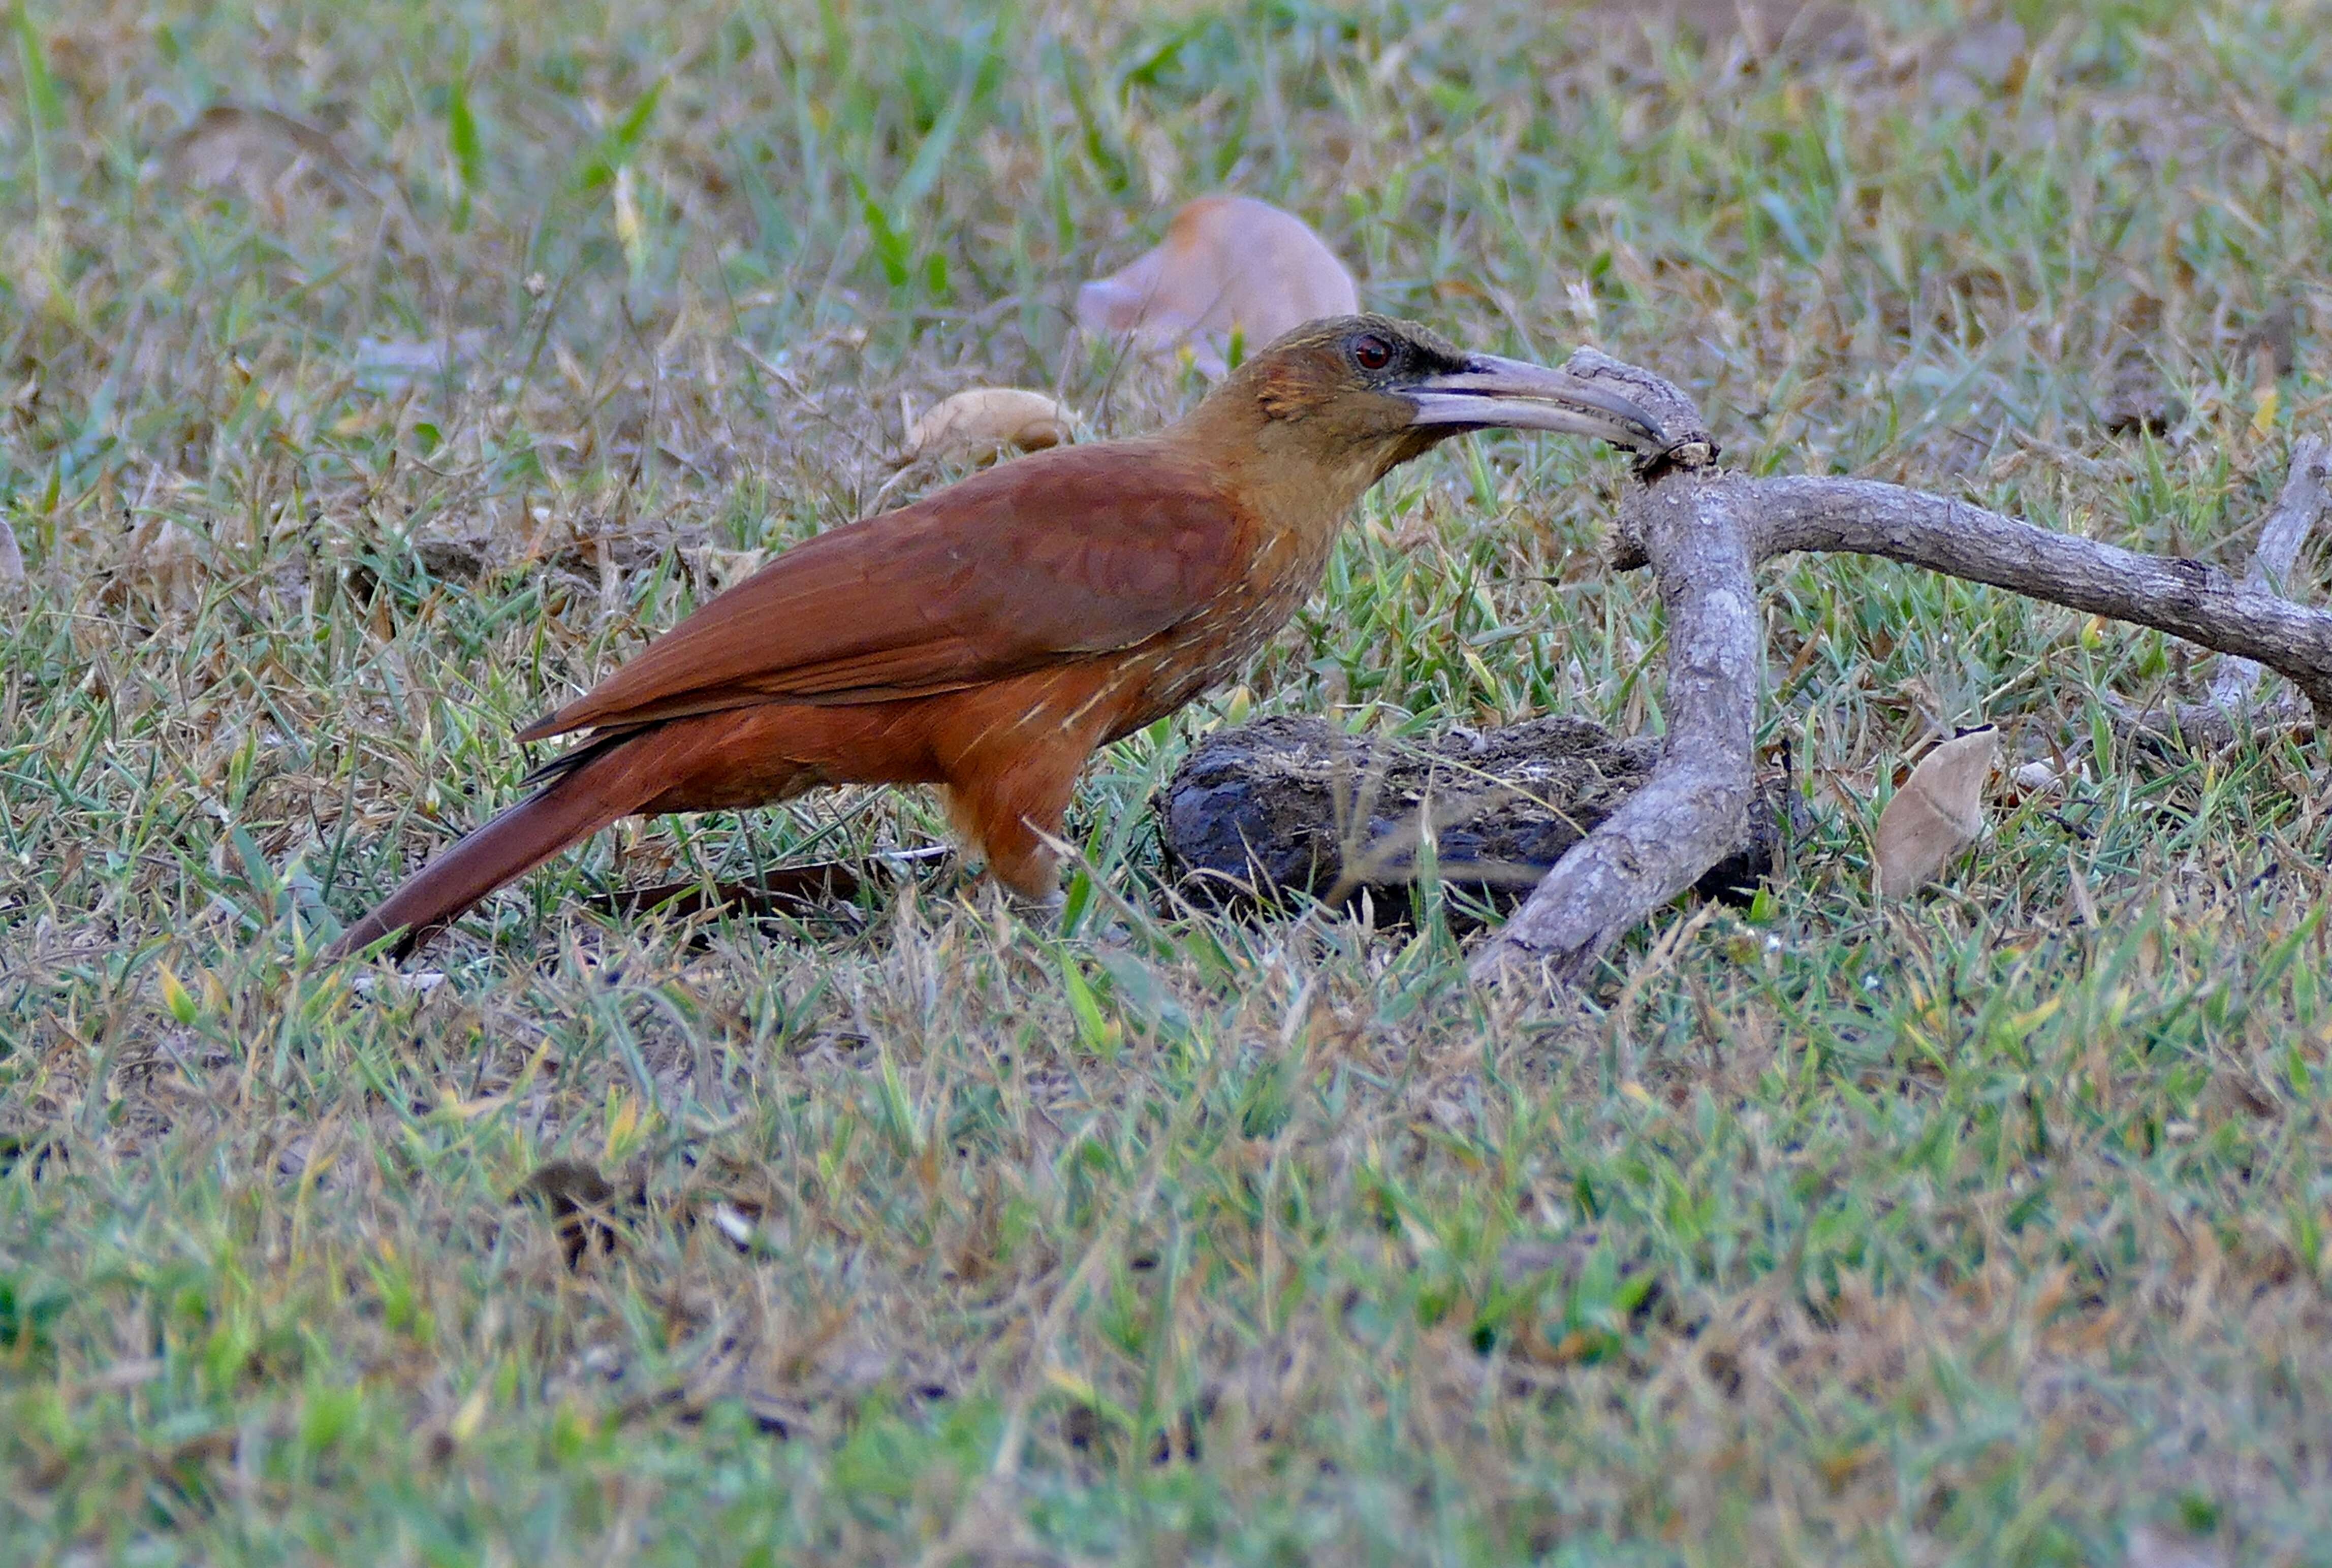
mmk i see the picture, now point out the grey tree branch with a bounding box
[1475,351,2331,989]
[1741,474,2332,714]
[1472,353,1757,986]
[1471,472,1761,985]
[2207,435,2330,709]
[2101,435,2330,747]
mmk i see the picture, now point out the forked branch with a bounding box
[1475,355,2332,987]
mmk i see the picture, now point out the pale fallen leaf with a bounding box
[163,105,369,212]
[1873,726,1999,899]
[899,388,1073,467]
[0,517,24,592]
[1078,195,1360,378]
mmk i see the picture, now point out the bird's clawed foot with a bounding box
[1004,886,1068,924]
[938,849,1071,926]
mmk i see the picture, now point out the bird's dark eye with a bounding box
[1351,333,1394,371]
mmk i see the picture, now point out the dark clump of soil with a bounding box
[1159,714,1787,926]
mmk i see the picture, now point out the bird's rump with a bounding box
[518,443,1249,742]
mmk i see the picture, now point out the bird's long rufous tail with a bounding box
[331,737,649,961]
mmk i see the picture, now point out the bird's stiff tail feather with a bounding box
[331,739,648,961]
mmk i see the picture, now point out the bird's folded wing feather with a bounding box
[517,443,1246,741]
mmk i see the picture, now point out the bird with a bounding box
[332,314,1668,960]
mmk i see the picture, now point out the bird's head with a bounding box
[1188,313,1669,493]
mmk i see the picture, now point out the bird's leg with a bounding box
[938,736,1091,906]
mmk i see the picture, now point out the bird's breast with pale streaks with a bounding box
[1102,527,1337,740]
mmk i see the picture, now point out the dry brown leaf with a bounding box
[899,388,1072,467]
[0,518,25,593]
[163,105,368,211]
[1873,726,1999,899]
[1077,195,1360,378]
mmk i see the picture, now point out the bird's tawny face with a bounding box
[1225,313,1669,464]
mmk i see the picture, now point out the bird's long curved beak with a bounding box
[1403,354,1668,453]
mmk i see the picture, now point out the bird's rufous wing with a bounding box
[516,442,1246,742]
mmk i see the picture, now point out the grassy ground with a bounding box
[4,0,2331,1561]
